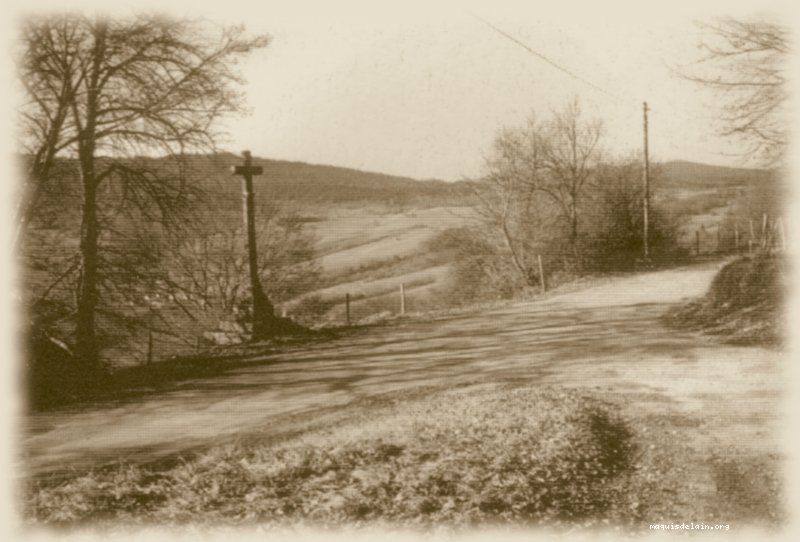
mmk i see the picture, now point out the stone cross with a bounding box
[231,150,274,340]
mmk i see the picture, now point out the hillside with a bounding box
[177,153,470,208]
[26,154,775,210]
[657,160,774,190]
[653,161,781,249]
[182,156,778,213]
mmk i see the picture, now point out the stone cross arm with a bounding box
[231,150,263,177]
[231,164,263,176]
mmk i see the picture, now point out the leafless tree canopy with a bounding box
[541,99,603,245]
[18,15,269,236]
[17,13,269,368]
[683,17,789,166]
[469,100,604,284]
[175,203,320,317]
[470,119,547,283]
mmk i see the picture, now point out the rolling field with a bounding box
[286,206,473,320]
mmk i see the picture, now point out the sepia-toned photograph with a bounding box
[4,0,797,539]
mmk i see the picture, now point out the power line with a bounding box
[468,13,702,160]
[467,10,626,102]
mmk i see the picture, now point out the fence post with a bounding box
[147,331,153,365]
[400,283,406,315]
[734,223,740,252]
[537,254,546,294]
[761,213,768,249]
[749,219,755,246]
[777,217,786,251]
[696,229,701,256]
[346,293,351,326]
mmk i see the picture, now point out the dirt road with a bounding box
[21,260,785,477]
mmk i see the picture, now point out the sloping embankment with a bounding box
[665,255,788,347]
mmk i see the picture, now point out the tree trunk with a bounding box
[75,159,99,370]
[501,221,534,286]
[568,200,581,265]
[569,202,578,245]
[73,21,106,373]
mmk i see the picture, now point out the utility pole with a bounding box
[642,102,650,261]
[537,254,546,294]
[232,150,276,341]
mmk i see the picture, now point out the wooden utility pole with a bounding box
[232,150,275,341]
[537,254,546,294]
[696,229,701,256]
[642,102,650,261]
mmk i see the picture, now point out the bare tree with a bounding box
[15,18,83,249]
[540,98,603,249]
[682,17,789,166]
[469,118,549,285]
[174,203,320,322]
[18,14,269,370]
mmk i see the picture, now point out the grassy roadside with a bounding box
[24,384,784,532]
[664,254,788,347]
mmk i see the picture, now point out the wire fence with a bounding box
[692,213,787,258]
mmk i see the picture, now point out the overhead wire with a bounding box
[466,10,627,103]
[468,11,718,163]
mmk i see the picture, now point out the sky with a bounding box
[6,0,797,180]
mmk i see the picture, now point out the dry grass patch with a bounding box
[26,386,641,529]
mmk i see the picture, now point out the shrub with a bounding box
[579,163,688,271]
[288,295,338,326]
[427,227,529,304]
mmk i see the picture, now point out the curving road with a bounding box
[22,260,783,477]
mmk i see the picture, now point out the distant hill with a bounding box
[27,154,776,210]
[174,156,778,211]
[657,160,775,190]
[177,153,470,207]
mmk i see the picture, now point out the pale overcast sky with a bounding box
[8,0,797,180]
